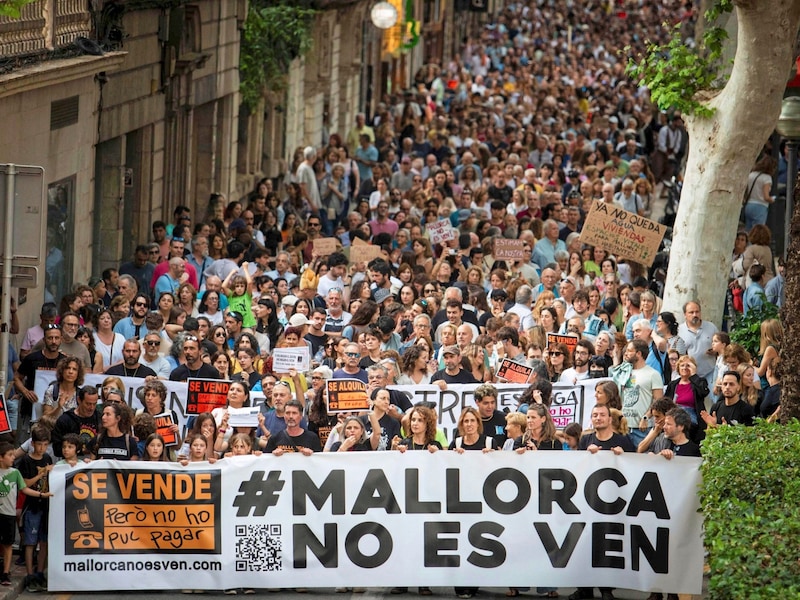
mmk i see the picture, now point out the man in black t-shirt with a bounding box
[105,339,157,379]
[52,387,101,457]
[578,404,636,453]
[701,370,754,428]
[14,325,65,443]
[265,400,321,455]
[660,408,702,458]
[474,383,507,447]
[169,336,220,381]
[572,404,633,600]
[431,346,479,385]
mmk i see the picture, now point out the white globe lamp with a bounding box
[371,1,398,29]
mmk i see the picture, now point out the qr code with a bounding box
[235,524,283,572]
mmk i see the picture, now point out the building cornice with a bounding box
[0,52,127,100]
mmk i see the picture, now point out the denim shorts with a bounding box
[22,509,48,545]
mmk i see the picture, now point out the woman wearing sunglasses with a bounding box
[545,343,572,383]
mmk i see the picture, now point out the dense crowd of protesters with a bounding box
[2,1,787,598]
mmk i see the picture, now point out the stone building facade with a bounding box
[0,0,245,325]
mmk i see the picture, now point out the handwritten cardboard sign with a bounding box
[154,412,178,447]
[493,238,525,261]
[326,378,369,413]
[546,332,579,356]
[426,220,457,246]
[579,200,666,266]
[349,237,384,263]
[313,238,338,256]
[186,378,231,415]
[495,358,532,384]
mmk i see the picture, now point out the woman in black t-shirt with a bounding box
[330,416,380,452]
[513,403,562,452]
[448,407,497,452]
[91,403,137,461]
[393,406,441,453]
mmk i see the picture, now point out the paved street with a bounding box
[14,588,667,600]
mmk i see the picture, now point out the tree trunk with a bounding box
[781,183,800,422]
[662,0,800,327]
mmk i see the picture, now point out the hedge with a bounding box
[700,420,800,599]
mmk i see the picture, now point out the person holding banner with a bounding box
[265,400,321,455]
[571,404,636,600]
[449,407,497,453]
[513,404,562,453]
[330,414,381,452]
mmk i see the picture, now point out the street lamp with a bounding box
[776,96,800,256]
[370,1,398,29]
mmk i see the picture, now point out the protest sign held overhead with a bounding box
[580,200,666,266]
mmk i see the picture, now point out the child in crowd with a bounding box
[227,433,262,457]
[56,434,82,467]
[561,422,583,450]
[0,441,53,587]
[222,266,256,328]
[18,427,54,592]
[133,413,157,459]
[180,434,217,466]
[142,434,169,462]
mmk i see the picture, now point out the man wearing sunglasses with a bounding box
[113,293,152,339]
[332,343,367,383]
[139,333,171,379]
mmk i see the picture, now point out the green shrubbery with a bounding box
[700,420,800,599]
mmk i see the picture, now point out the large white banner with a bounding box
[48,453,704,593]
[35,374,605,439]
[389,380,604,440]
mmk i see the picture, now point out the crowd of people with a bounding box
[1,1,788,598]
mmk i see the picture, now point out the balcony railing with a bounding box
[0,0,91,58]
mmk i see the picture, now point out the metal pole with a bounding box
[786,141,798,259]
[0,164,16,395]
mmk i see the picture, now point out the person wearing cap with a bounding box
[374,315,402,353]
[430,345,479,386]
[277,294,298,325]
[288,312,310,335]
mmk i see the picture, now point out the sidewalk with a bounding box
[0,554,28,600]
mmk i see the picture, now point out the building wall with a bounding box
[0,0,246,331]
